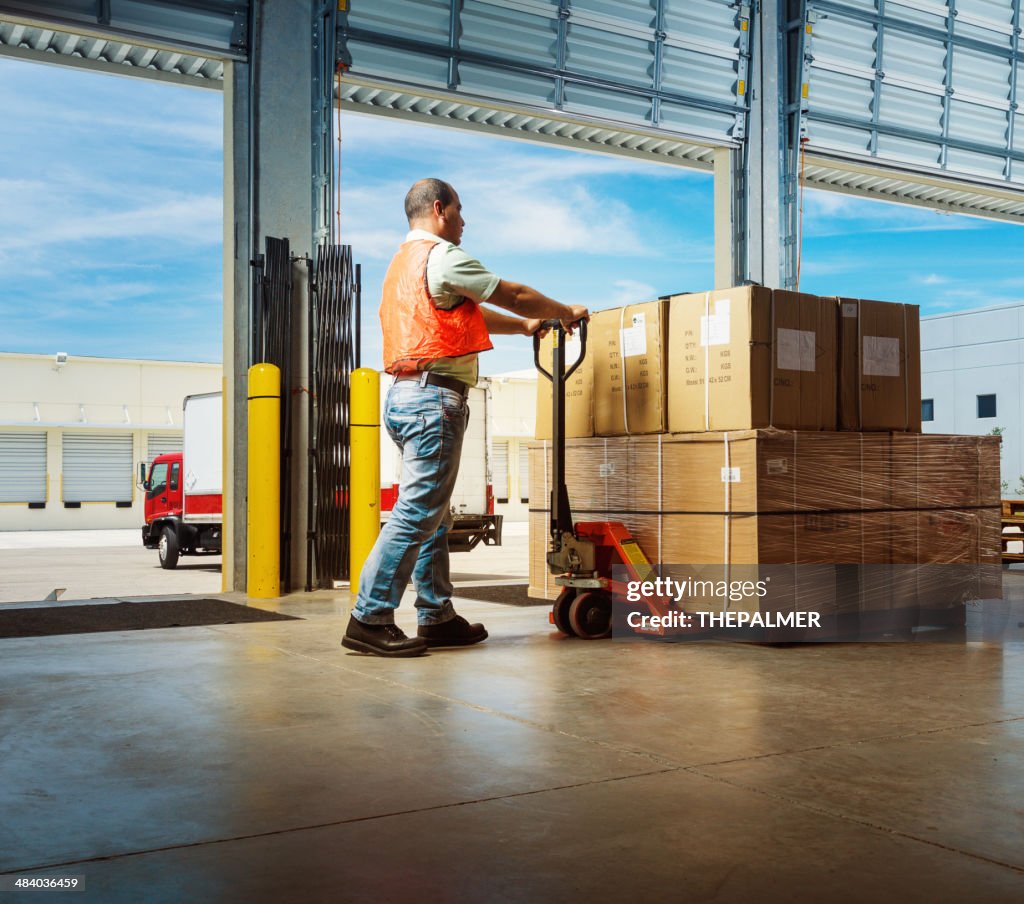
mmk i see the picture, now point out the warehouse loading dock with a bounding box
[2,0,1024,900]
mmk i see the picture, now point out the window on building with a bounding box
[921,399,934,422]
[977,394,997,419]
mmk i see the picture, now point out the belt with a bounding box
[394,371,471,398]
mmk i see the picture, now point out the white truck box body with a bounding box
[183,391,222,522]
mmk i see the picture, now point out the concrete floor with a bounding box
[0,524,531,603]
[0,530,222,603]
[1,572,1023,901]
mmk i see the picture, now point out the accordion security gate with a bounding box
[309,244,360,590]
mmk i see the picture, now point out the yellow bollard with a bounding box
[247,363,281,598]
[349,368,381,599]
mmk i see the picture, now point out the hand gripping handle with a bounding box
[532,319,588,383]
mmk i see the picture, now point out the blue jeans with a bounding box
[353,380,469,625]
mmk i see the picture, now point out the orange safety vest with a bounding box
[380,239,493,373]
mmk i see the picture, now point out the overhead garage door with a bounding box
[62,434,133,503]
[0,432,47,503]
[492,440,509,503]
[518,443,530,503]
[147,432,183,462]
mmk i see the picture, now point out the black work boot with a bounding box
[417,614,488,649]
[341,616,427,657]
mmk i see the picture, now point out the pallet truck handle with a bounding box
[532,319,588,383]
[533,319,587,542]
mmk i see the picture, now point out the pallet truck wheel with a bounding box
[552,589,577,636]
[569,591,612,640]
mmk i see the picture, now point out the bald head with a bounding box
[404,178,456,223]
[404,178,465,245]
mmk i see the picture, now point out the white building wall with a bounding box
[921,304,1024,494]
[0,353,221,530]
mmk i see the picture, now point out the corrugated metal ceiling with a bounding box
[342,0,750,152]
[2,0,1024,224]
[0,0,247,58]
[0,18,225,86]
[806,0,1024,183]
[803,150,1024,221]
[338,77,724,168]
[0,0,245,86]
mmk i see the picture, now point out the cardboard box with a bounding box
[667,287,837,432]
[837,298,922,431]
[591,300,669,436]
[535,328,593,440]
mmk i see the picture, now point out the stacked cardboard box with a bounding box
[667,287,838,432]
[527,432,1001,620]
[535,287,922,439]
[836,297,921,431]
[529,286,998,630]
[591,300,669,435]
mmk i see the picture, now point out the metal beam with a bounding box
[746,0,785,288]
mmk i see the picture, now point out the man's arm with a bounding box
[480,307,538,336]
[485,279,588,332]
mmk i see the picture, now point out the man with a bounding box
[342,178,589,657]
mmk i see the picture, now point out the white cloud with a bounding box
[803,188,983,236]
[799,260,855,277]
[0,176,222,251]
[918,274,949,285]
[339,167,652,259]
[601,279,658,308]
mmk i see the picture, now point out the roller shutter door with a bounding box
[518,443,530,503]
[0,432,47,503]
[62,434,133,503]
[147,433,183,462]
[492,440,509,503]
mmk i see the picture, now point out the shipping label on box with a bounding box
[592,300,668,436]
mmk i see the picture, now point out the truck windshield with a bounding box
[148,462,168,500]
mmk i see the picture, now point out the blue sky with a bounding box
[2,56,1023,375]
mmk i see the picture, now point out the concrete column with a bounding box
[222,1,316,592]
[223,59,250,593]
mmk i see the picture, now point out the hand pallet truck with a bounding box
[534,319,668,640]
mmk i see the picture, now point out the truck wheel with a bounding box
[158,527,180,569]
